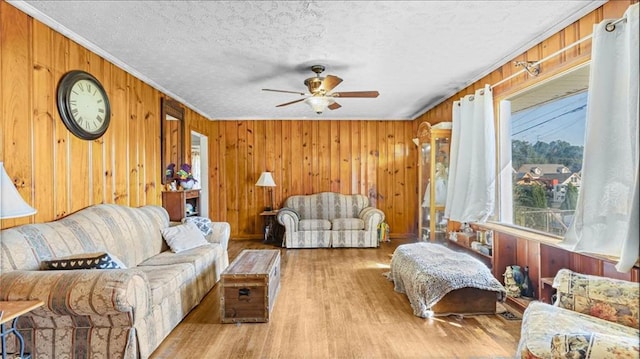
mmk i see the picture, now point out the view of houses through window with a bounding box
[510,90,587,235]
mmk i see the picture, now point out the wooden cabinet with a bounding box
[476,223,640,312]
[162,190,200,221]
[417,122,451,241]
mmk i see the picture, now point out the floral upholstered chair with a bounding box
[517,269,639,358]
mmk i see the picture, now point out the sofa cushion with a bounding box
[41,252,127,270]
[299,219,332,231]
[137,263,195,306]
[550,332,640,359]
[161,222,209,253]
[332,218,364,230]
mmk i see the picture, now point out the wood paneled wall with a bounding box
[190,120,417,239]
[0,1,418,238]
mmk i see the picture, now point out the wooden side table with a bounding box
[0,300,44,359]
[259,210,283,246]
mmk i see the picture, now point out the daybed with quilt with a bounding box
[386,242,506,317]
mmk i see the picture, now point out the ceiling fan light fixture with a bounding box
[304,96,333,114]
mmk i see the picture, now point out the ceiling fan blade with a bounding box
[276,98,305,107]
[332,91,379,98]
[262,89,306,96]
[320,75,343,93]
[328,102,342,110]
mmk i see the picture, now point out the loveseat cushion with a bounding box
[332,218,364,230]
[299,219,332,231]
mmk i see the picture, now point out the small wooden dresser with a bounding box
[161,190,200,221]
[220,249,281,323]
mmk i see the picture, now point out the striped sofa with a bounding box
[276,192,385,248]
[0,204,230,359]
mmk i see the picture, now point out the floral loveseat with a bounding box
[276,192,385,248]
[0,204,230,359]
[517,269,639,358]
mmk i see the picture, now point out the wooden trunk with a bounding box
[431,287,497,315]
[220,249,281,323]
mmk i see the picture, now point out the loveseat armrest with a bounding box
[207,221,231,253]
[553,268,639,329]
[277,208,300,231]
[359,207,385,231]
[0,269,151,319]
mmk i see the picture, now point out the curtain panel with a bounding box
[562,3,639,272]
[445,84,496,223]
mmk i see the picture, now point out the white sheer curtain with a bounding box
[191,148,201,189]
[445,84,496,223]
[562,3,639,272]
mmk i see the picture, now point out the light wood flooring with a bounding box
[150,238,522,359]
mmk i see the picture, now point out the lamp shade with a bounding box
[304,96,334,114]
[255,172,276,187]
[0,162,37,219]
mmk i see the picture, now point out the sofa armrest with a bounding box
[277,208,300,231]
[553,268,639,329]
[359,207,385,231]
[207,221,230,253]
[0,269,151,319]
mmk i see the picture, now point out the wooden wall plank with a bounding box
[339,121,351,193]
[128,76,143,207]
[110,65,128,205]
[1,2,32,228]
[224,122,239,234]
[67,40,91,214]
[51,30,69,218]
[31,19,55,222]
[301,122,311,194]
[88,51,106,205]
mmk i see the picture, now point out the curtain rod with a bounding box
[491,15,628,89]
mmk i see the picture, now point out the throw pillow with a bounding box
[41,252,127,270]
[181,216,213,236]
[161,221,209,253]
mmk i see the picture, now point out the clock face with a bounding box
[57,71,111,140]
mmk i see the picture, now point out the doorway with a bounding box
[191,131,209,218]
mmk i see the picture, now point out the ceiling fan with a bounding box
[262,65,379,114]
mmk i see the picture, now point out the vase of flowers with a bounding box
[177,163,197,190]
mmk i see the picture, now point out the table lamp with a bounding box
[255,171,276,211]
[0,162,37,219]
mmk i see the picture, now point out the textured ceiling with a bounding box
[10,1,604,120]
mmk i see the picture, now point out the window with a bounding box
[498,64,589,236]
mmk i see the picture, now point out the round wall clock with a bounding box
[57,70,111,140]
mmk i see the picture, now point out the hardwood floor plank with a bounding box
[151,239,521,358]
